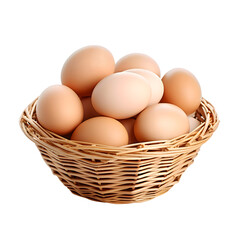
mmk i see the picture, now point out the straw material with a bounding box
[20,98,219,203]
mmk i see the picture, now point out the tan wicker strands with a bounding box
[20,98,219,204]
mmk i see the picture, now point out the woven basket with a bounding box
[20,97,219,204]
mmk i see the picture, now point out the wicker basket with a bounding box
[20,97,219,204]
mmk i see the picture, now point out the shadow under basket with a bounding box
[20,98,219,204]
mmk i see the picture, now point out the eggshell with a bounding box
[71,117,128,146]
[61,45,115,97]
[161,68,202,115]
[119,118,137,144]
[115,53,160,76]
[134,103,190,141]
[81,96,100,121]
[91,72,151,119]
[188,112,196,118]
[126,69,164,106]
[36,85,83,135]
[188,116,201,132]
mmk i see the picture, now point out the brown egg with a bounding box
[36,85,83,135]
[91,72,151,119]
[119,118,137,144]
[71,117,128,146]
[161,68,202,115]
[188,116,201,132]
[81,96,100,121]
[115,53,160,76]
[61,45,115,97]
[134,103,190,141]
[126,69,164,106]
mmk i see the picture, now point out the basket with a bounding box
[20,97,219,204]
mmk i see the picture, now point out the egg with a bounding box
[36,85,83,135]
[115,53,160,76]
[91,72,151,119]
[71,117,128,146]
[119,118,137,144]
[188,116,201,132]
[188,112,196,118]
[61,45,115,97]
[161,68,202,115]
[81,96,100,121]
[126,69,164,106]
[134,103,190,141]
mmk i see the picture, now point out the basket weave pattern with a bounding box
[20,98,219,203]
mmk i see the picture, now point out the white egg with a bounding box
[188,116,201,132]
[127,69,164,106]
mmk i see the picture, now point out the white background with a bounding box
[1,0,239,239]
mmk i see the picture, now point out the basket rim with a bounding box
[19,97,219,157]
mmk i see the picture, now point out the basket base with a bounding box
[45,154,194,204]
[69,186,172,204]
[56,172,186,204]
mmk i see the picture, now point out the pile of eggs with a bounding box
[36,45,202,147]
